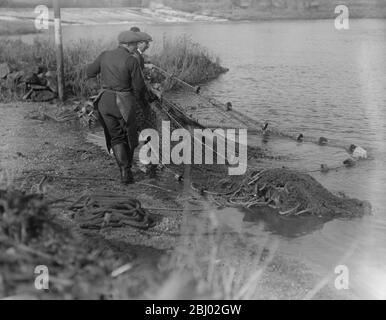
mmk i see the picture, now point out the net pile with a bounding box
[194,168,371,217]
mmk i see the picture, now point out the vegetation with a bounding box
[0,36,227,101]
[151,34,228,89]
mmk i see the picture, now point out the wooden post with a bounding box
[53,0,64,101]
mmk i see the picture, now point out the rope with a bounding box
[70,193,156,230]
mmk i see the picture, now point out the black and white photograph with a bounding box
[0,0,385,304]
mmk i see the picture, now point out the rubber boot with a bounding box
[112,143,134,184]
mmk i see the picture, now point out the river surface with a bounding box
[11,19,386,299]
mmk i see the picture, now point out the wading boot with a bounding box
[112,143,134,184]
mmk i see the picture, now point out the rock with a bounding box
[297,133,304,142]
[318,137,328,145]
[343,158,356,167]
[320,164,329,173]
[352,146,367,159]
[0,63,11,79]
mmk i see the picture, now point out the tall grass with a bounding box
[0,38,110,100]
[0,36,227,101]
[152,34,228,88]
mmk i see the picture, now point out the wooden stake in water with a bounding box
[53,0,64,101]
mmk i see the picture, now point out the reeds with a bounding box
[151,34,228,88]
[0,35,227,100]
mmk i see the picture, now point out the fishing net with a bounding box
[192,168,371,218]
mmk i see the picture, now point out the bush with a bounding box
[151,34,228,88]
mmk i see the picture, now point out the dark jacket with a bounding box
[86,46,145,99]
[133,49,145,70]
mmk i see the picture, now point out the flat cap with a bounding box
[137,31,153,42]
[117,30,142,44]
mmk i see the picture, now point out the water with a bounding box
[12,19,386,298]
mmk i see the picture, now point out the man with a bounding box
[86,31,149,184]
[133,32,154,129]
[130,29,159,177]
[135,32,152,70]
[130,27,146,69]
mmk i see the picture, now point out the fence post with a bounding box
[53,0,64,101]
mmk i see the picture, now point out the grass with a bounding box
[0,38,106,100]
[0,36,227,101]
[151,34,228,89]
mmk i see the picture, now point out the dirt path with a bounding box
[0,101,187,297]
[0,102,356,299]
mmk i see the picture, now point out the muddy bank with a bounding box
[0,101,363,299]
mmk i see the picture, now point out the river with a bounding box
[11,19,386,299]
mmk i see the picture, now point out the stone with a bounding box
[318,137,328,145]
[343,158,356,168]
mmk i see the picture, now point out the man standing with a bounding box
[86,31,149,184]
[130,29,154,131]
[130,30,159,177]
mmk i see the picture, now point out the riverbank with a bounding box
[0,101,357,299]
[1,2,385,38]
[0,6,226,34]
[164,0,386,21]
